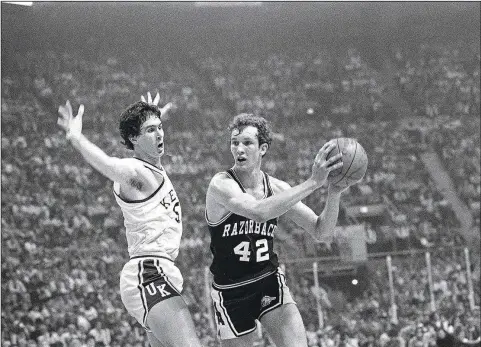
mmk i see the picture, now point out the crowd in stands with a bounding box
[2,39,479,347]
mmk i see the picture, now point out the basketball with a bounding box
[326,137,368,188]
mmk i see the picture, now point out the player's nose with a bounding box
[236,144,245,154]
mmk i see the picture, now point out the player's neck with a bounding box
[232,167,263,189]
[133,153,162,169]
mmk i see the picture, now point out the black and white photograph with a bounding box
[1,1,480,347]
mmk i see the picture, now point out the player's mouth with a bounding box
[237,157,247,163]
[157,143,164,150]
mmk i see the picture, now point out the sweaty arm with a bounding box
[207,173,321,223]
[274,179,342,241]
[68,133,137,185]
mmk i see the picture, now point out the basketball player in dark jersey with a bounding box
[205,114,348,347]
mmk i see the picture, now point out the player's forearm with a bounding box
[314,190,341,239]
[68,133,119,181]
[254,178,319,221]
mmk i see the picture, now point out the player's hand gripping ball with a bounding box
[326,138,368,189]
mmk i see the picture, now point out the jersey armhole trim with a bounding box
[113,180,164,204]
[205,209,232,226]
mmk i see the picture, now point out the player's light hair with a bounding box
[228,113,272,156]
[119,101,162,150]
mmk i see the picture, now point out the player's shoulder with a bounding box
[207,171,240,194]
[209,171,231,187]
[121,157,145,168]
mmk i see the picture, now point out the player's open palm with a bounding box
[311,141,343,187]
[57,100,84,140]
[140,91,173,119]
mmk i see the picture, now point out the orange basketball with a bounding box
[326,138,368,189]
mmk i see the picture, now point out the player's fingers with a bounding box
[327,161,343,171]
[77,104,84,119]
[141,95,146,102]
[320,141,332,152]
[66,100,73,117]
[58,105,70,119]
[147,92,152,104]
[160,102,173,116]
[326,153,343,164]
[153,92,160,105]
[319,142,336,161]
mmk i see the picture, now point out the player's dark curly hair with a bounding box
[228,113,272,155]
[119,101,162,150]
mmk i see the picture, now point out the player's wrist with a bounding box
[327,184,345,195]
[66,131,81,144]
[306,177,324,190]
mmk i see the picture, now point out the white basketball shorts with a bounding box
[120,255,183,329]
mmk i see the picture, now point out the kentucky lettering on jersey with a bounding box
[113,158,182,260]
[206,169,279,289]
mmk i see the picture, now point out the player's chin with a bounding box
[234,161,249,170]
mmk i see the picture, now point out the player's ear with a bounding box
[129,135,138,146]
[260,143,268,157]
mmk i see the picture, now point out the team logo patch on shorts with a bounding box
[138,259,180,315]
[261,295,277,308]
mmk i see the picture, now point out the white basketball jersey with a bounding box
[113,160,182,260]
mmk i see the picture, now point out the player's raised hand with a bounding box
[140,92,173,119]
[141,91,160,106]
[310,141,343,187]
[57,100,84,140]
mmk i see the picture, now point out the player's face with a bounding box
[230,126,267,170]
[134,115,164,157]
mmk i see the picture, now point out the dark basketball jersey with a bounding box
[206,169,279,289]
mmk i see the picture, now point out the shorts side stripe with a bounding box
[155,259,181,295]
[217,290,240,336]
[218,290,257,337]
[137,259,149,326]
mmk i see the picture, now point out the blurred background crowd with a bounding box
[1,2,479,347]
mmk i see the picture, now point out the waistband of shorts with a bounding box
[129,254,173,262]
[212,269,277,290]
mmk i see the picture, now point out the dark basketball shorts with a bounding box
[120,256,183,329]
[211,268,295,340]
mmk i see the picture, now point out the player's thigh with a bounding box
[146,331,166,347]
[146,296,202,347]
[260,303,308,347]
[220,330,258,347]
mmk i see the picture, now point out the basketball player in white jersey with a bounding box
[57,92,203,347]
[205,114,349,347]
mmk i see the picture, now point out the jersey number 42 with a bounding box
[233,239,269,262]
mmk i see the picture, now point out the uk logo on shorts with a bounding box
[145,283,171,297]
[138,259,180,314]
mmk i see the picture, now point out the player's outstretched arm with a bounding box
[276,180,349,241]
[208,142,343,223]
[57,100,136,184]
